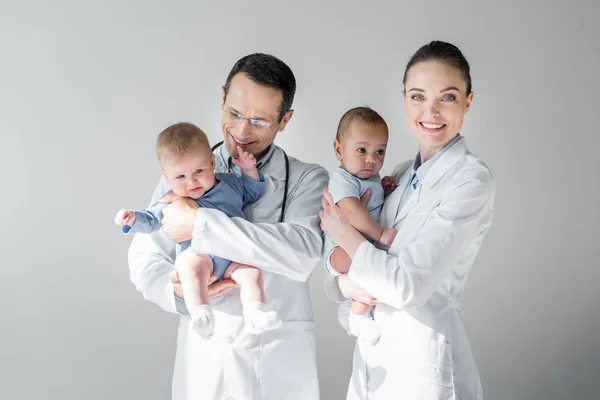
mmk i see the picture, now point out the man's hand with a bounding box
[169,270,238,299]
[207,278,238,298]
[169,270,186,298]
[160,193,199,243]
[337,274,381,305]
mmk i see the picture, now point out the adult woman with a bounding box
[321,41,495,399]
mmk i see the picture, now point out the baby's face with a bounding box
[334,122,388,179]
[161,146,216,199]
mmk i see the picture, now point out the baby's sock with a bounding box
[243,301,282,335]
[348,312,380,345]
[190,305,215,338]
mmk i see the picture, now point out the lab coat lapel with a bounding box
[258,146,286,194]
[420,137,469,189]
[392,138,470,223]
[394,182,421,223]
[379,166,411,227]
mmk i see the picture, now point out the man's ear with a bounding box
[276,109,294,132]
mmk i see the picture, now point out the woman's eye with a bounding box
[441,94,456,101]
[411,95,423,101]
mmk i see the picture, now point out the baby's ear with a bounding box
[333,140,343,161]
[160,169,166,178]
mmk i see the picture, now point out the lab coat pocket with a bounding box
[385,336,455,398]
[173,317,225,400]
[421,339,454,388]
[260,321,319,399]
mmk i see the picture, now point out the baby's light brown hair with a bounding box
[156,122,211,164]
[336,106,388,142]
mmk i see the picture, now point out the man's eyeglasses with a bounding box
[223,108,274,130]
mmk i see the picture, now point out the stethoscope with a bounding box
[211,141,289,223]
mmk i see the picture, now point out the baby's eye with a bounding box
[357,148,366,154]
[176,174,185,180]
[195,169,203,174]
[376,150,386,156]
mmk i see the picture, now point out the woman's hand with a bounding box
[319,187,353,241]
[320,187,367,257]
[379,228,398,247]
[338,274,380,305]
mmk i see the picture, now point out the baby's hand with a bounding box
[379,228,398,247]
[232,146,257,172]
[114,209,136,226]
[382,176,397,197]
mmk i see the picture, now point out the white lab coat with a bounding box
[325,137,495,399]
[128,145,328,400]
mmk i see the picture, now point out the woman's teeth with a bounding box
[421,123,444,129]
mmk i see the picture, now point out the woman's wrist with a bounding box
[338,229,367,258]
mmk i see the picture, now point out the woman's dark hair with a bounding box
[403,41,472,94]
[223,53,296,122]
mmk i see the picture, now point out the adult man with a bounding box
[128,53,328,399]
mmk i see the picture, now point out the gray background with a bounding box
[1,1,599,399]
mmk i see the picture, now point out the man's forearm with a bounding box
[191,209,322,282]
